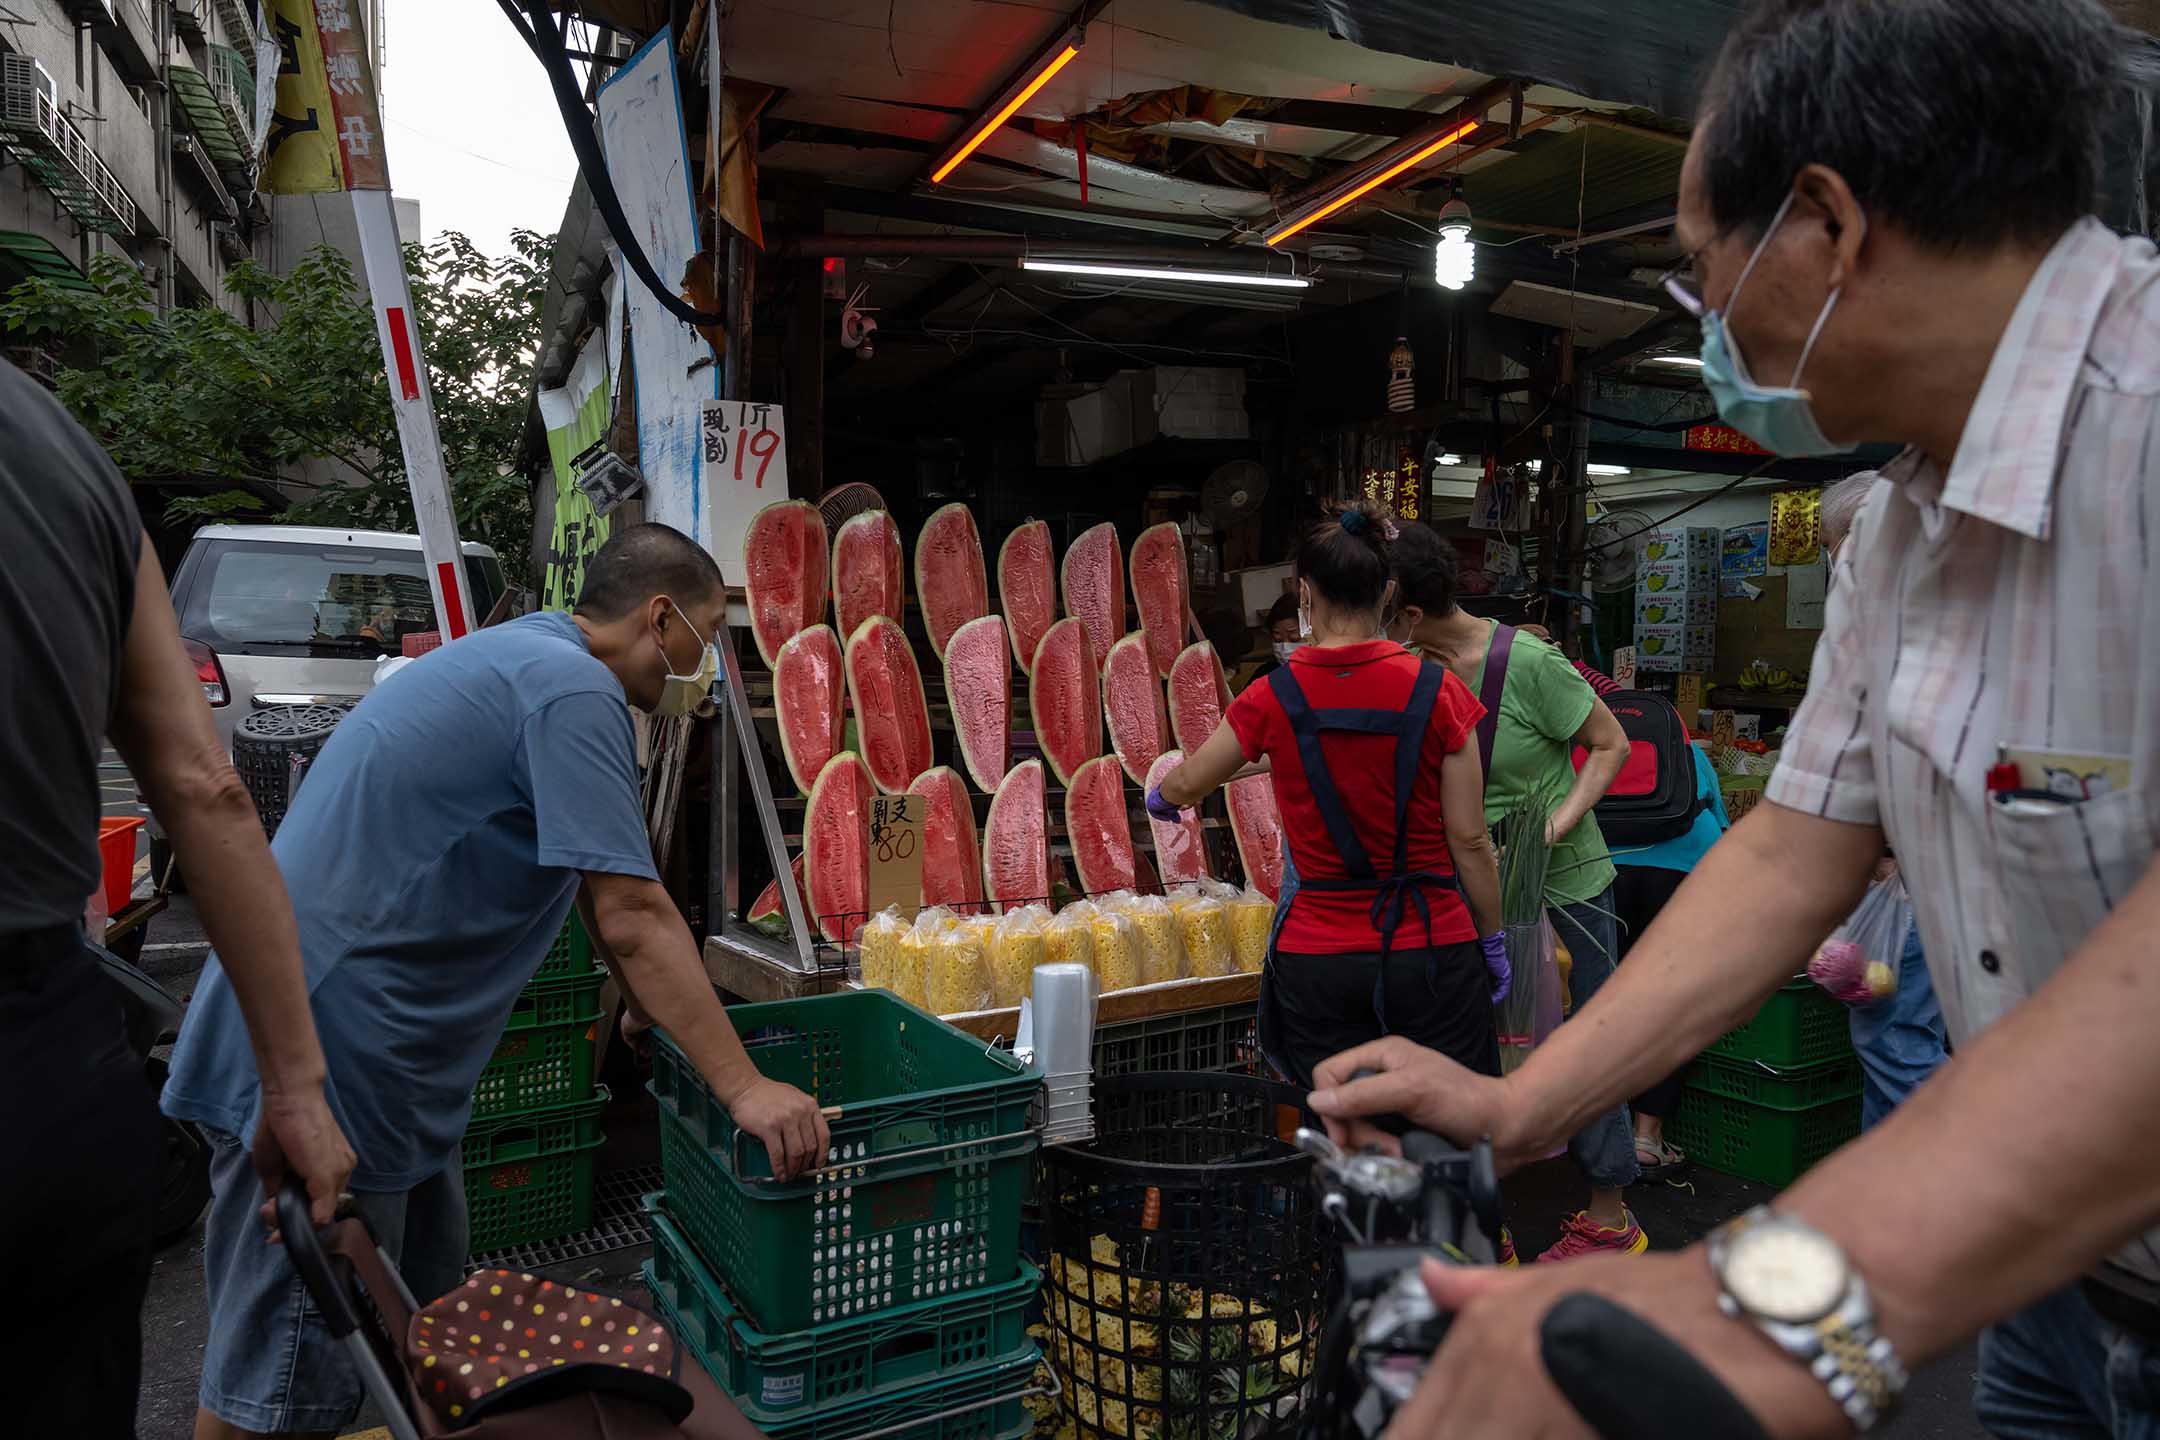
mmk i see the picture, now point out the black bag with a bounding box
[1574,690,1704,845]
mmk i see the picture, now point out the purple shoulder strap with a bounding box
[1474,623,1516,779]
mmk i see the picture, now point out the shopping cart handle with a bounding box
[277,1178,362,1340]
[1542,1293,1772,1440]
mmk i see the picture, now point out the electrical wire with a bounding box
[1555,455,1782,562]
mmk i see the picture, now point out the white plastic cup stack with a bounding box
[1029,962,1096,1145]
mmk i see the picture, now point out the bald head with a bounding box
[1819,472,1880,556]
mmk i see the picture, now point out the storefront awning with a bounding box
[0,230,91,294]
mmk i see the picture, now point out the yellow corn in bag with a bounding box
[989,904,1050,1008]
[926,919,994,1015]
[1228,889,1274,974]
[1090,910,1140,993]
[857,906,908,992]
[1176,896,1234,978]
[1122,894,1183,985]
[1044,905,1096,978]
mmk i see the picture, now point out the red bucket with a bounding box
[98,816,146,917]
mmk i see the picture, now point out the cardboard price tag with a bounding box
[865,793,925,923]
[701,399,790,585]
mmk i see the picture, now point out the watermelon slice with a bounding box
[748,855,808,925]
[772,625,844,796]
[1061,521,1125,666]
[982,759,1049,912]
[998,520,1057,675]
[804,752,873,942]
[1143,750,1210,886]
[844,615,934,794]
[1065,755,1137,896]
[944,614,1010,793]
[914,503,988,660]
[908,766,984,911]
[1129,522,1189,680]
[1227,775,1285,901]
[1102,632,1168,786]
[1168,641,1230,753]
[1028,618,1101,786]
[742,500,829,669]
[832,509,905,641]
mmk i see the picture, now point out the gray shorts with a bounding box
[196,1129,468,1433]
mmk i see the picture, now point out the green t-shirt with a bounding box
[1475,621,1616,906]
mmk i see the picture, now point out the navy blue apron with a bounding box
[1255,658,1462,1067]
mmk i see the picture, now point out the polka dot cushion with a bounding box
[408,1270,677,1426]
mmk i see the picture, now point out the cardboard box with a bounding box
[1734,713,1762,741]
[1635,624,1714,673]
[1642,526,1720,567]
[1635,591,1716,628]
[1636,560,1713,596]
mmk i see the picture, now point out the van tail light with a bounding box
[183,637,229,707]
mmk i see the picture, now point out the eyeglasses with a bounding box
[1658,247,1710,318]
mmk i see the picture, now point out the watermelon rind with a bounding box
[914,502,988,661]
[982,759,1049,911]
[803,752,872,942]
[1059,521,1125,666]
[1103,631,1167,786]
[1028,617,1100,786]
[832,509,905,640]
[1064,755,1137,897]
[1129,521,1188,680]
[944,614,1011,794]
[742,499,828,670]
[844,614,933,795]
[772,624,844,796]
[908,765,985,910]
[997,519,1057,675]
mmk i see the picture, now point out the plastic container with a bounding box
[471,970,605,1118]
[1685,1054,1863,1111]
[858,907,908,993]
[1117,894,1183,986]
[1092,1004,1259,1079]
[1705,977,1855,1069]
[1088,911,1140,994]
[1171,894,1233,978]
[98,816,144,917]
[644,1194,1038,1419]
[1665,1088,1859,1187]
[1043,907,1095,977]
[988,906,1048,1008]
[926,920,995,1016]
[464,1096,607,1253]
[531,910,601,984]
[1227,890,1272,974]
[460,1084,610,1169]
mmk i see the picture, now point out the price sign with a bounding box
[1612,646,1638,689]
[702,399,790,585]
[865,792,924,923]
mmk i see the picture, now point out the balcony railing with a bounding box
[0,57,138,236]
[211,0,256,52]
[208,44,255,157]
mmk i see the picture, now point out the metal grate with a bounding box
[0,57,137,235]
[468,1163,661,1272]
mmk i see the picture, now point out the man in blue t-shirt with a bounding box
[165,524,825,1439]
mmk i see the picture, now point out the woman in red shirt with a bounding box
[1150,502,1506,1090]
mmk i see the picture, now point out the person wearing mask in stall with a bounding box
[1384,520,1644,1262]
[1148,501,1513,1240]
[165,524,828,1440]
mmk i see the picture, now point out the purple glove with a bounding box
[1144,783,1185,823]
[1481,933,1512,1004]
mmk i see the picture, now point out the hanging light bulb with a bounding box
[1387,336,1416,413]
[1433,182,1475,292]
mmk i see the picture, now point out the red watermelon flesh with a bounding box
[998,520,1057,674]
[1061,522,1126,665]
[804,752,873,942]
[1168,641,1229,754]
[1065,756,1137,896]
[909,766,984,911]
[742,500,829,669]
[1102,632,1168,786]
[1028,618,1100,786]
[832,509,905,641]
[772,625,844,796]
[1144,750,1210,886]
[748,855,808,924]
[1129,523,1189,679]
[844,615,933,794]
[915,503,988,660]
[982,759,1049,912]
[1227,775,1285,901]
[944,614,1010,793]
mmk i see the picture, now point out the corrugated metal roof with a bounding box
[1450,125,1683,231]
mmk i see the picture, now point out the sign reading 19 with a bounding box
[701,401,785,488]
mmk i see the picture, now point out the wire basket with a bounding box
[1038,1072,1324,1440]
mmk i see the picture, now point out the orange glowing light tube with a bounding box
[931,43,1082,185]
[1264,119,1480,246]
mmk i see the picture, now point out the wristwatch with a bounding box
[1708,1207,1908,1431]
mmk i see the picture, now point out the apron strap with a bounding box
[1268,664,1378,879]
[1390,662,1448,874]
[1475,623,1517,779]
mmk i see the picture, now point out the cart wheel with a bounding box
[148,835,187,896]
[108,918,147,968]
[146,1058,212,1248]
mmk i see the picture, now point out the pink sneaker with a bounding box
[1535,1209,1650,1263]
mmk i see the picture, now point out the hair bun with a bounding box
[1339,509,1369,536]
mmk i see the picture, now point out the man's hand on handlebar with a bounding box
[1310,1037,1513,1163]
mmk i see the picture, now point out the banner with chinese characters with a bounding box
[259,0,389,193]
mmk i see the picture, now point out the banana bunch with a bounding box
[1737,659,1804,691]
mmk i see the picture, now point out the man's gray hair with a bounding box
[1818,471,1879,555]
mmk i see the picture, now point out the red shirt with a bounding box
[1225,641,1483,954]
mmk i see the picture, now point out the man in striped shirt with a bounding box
[1304,1,2160,1434]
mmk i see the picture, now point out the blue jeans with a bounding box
[1549,890,1642,1192]
[1975,1284,2160,1437]
[1849,919,1948,1131]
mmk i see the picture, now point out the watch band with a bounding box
[1809,1308,1906,1431]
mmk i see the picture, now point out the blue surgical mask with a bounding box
[1696,192,1849,458]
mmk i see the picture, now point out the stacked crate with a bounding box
[1666,977,1862,1186]
[1634,525,1719,675]
[464,912,611,1255]
[644,990,1043,1440]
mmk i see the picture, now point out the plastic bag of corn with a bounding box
[989,904,1050,1008]
[1229,888,1274,974]
[857,905,908,992]
[926,916,995,1015]
[1171,891,1234,977]
[1045,903,1096,977]
[1090,909,1142,993]
[1121,893,1184,985]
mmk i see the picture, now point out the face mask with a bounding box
[1698,191,1850,458]
[1273,641,1299,663]
[651,599,718,718]
[1296,588,1314,641]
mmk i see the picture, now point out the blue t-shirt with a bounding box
[163,611,659,1188]
[1609,742,1731,874]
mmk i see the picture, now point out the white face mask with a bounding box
[651,599,718,718]
[1296,589,1314,641]
[1273,641,1299,663]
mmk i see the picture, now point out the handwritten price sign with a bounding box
[865,793,924,922]
[702,399,791,586]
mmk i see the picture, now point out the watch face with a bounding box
[1723,1219,1848,1324]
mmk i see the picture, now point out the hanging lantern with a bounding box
[1387,336,1416,413]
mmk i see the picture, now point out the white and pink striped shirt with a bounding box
[1767,217,2160,1283]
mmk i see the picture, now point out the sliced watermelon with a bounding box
[1028,617,1100,786]
[803,752,873,942]
[908,766,984,911]
[1144,750,1210,886]
[832,509,905,641]
[1129,522,1188,680]
[1168,641,1230,754]
[742,499,829,669]
[998,519,1057,675]
[748,855,808,925]
[1065,755,1137,896]
[944,614,1011,793]
[914,503,988,660]
[1060,521,1125,666]
[982,759,1049,912]
[772,625,843,796]
[1227,775,1285,901]
[844,615,934,794]
[1102,632,1168,786]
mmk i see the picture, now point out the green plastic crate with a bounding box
[646,1266,1041,1440]
[466,1128,605,1254]
[462,1085,610,1169]
[651,989,1038,1184]
[533,911,600,984]
[656,1098,1035,1334]
[1092,1004,1259,1078]
[1685,1054,1862,1111]
[1705,977,1854,1070]
[643,1194,1038,1419]
[1665,1088,1860,1187]
[473,971,605,1119]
